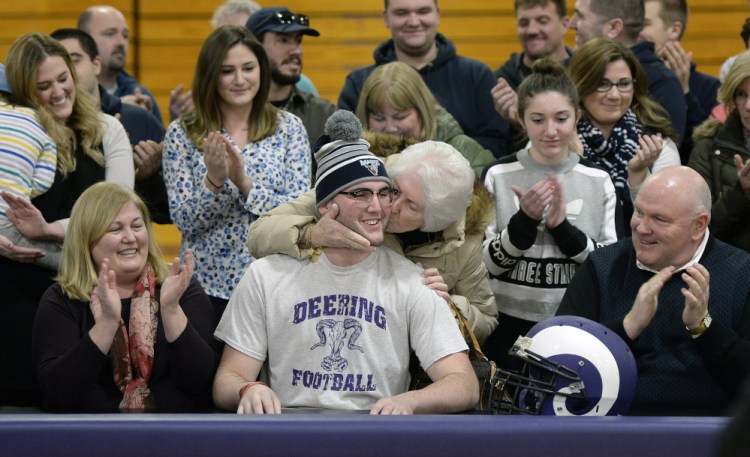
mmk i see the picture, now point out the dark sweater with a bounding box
[33,277,217,412]
[557,236,750,415]
[100,87,171,224]
[0,146,105,406]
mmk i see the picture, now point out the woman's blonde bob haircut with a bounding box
[356,61,437,141]
[719,50,750,109]
[57,182,169,301]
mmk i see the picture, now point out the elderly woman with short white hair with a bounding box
[247,129,498,343]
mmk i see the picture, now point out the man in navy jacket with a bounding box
[638,0,720,163]
[53,28,170,224]
[338,0,510,158]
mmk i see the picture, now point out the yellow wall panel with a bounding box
[2,0,750,255]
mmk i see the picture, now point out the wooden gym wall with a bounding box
[1,0,748,256]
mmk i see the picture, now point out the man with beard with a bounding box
[246,7,336,180]
[338,0,510,158]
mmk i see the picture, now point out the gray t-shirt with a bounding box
[215,247,468,411]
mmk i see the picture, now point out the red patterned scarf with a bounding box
[90,268,159,410]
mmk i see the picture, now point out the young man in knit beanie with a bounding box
[213,111,478,414]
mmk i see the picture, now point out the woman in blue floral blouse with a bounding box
[163,26,311,320]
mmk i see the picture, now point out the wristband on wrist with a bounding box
[239,381,267,400]
[206,175,223,190]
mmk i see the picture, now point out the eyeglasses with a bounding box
[338,188,394,208]
[595,78,636,93]
[261,11,310,28]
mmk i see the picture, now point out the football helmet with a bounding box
[490,315,637,416]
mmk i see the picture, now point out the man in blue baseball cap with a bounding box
[247,7,336,181]
[246,6,320,37]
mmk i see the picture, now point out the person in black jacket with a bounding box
[51,28,171,224]
[688,51,750,253]
[637,0,720,163]
[492,0,573,151]
[33,183,216,412]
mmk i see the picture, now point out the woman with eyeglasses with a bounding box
[568,38,680,222]
[689,51,750,253]
[481,58,619,371]
[163,26,310,321]
[246,113,499,345]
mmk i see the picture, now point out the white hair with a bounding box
[211,0,262,29]
[388,141,474,232]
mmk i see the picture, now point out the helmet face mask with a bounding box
[489,316,637,416]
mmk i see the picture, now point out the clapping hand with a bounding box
[92,258,122,325]
[734,154,750,200]
[545,174,566,229]
[627,134,663,187]
[121,87,153,112]
[0,233,44,262]
[660,41,692,94]
[624,266,675,340]
[491,78,520,124]
[134,140,164,180]
[169,84,193,121]
[203,131,229,190]
[681,264,710,334]
[511,178,553,221]
[160,250,195,312]
[2,191,63,242]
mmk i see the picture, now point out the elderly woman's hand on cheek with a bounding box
[160,250,195,342]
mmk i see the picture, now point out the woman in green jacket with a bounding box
[355,61,497,178]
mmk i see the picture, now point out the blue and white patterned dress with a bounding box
[163,110,311,300]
